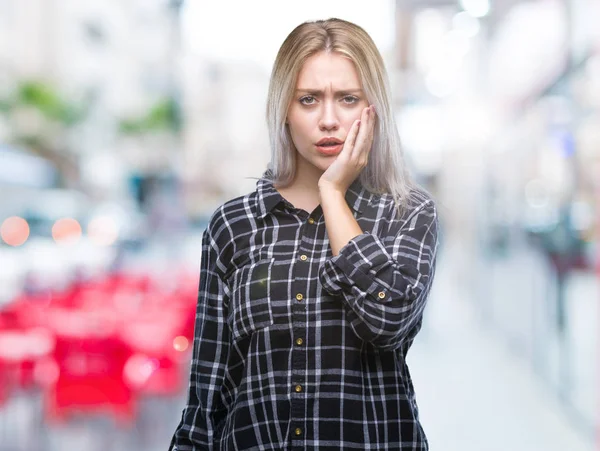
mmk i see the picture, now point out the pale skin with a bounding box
[319,105,375,256]
[278,51,377,256]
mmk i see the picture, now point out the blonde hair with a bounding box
[264,17,421,218]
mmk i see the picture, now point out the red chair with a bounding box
[43,308,135,426]
[119,307,188,396]
[0,302,55,391]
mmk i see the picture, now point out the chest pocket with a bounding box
[227,258,275,340]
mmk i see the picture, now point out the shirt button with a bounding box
[300,254,308,261]
[296,293,304,302]
[308,218,315,224]
[294,384,302,393]
[295,337,303,346]
[378,291,386,299]
[295,428,302,436]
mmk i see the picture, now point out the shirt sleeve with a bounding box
[318,197,439,352]
[169,226,231,451]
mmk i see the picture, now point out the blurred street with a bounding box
[0,235,596,450]
[409,239,596,451]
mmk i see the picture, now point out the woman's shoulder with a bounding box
[406,185,437,212]
[375,184,437,219]
[203,189,259,244]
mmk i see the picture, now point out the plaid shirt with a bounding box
[170,169,439,450]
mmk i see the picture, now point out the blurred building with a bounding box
[393,0,599,437]
[180,57,271,216]
[0,0,184,199]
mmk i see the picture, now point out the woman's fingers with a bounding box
[351,105,375,160]
[343,118,362,156]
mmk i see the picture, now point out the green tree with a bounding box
[0,80,88,185]
[118,97,181,135]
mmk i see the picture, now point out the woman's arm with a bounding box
[319,194,439,352]
[319,187,364,257]
[169,226,231,451]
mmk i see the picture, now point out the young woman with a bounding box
[170,18,439,450]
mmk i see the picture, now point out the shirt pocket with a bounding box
[227,258,275,340]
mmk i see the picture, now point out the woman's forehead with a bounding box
[295,52,361,90]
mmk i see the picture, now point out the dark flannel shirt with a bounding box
[170,170,439,450]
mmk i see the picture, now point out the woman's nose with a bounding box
[318,102,340,131]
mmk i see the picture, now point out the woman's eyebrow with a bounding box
[295,88,363,94]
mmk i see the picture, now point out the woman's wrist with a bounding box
[318,181,346,199]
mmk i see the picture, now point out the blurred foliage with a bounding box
[0,80,87,185]
[119,97,181,135]
[0,81,87,125]
[18,81,85,125]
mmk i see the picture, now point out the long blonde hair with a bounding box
[265,17,420,218]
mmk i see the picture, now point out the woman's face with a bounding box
[286,51,369,174]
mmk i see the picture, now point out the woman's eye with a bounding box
[342,96,359,104]
[299,95,359,105]
[299,96,316,105]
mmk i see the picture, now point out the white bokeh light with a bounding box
[460,0,491,18]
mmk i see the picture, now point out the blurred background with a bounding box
[0,0,598,450]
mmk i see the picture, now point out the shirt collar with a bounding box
[255,168,369,220]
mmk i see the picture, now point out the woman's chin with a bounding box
[313,158,334,172]
[297,150,335,173]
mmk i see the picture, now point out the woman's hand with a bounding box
[318,105,376,195]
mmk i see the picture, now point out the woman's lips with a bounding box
[315,143,343,156]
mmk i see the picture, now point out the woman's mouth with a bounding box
[315,141,344,156]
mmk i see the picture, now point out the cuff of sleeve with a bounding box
[334,232,389,269]
[321,233,391,300]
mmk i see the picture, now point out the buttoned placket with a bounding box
[289,208,317,448]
